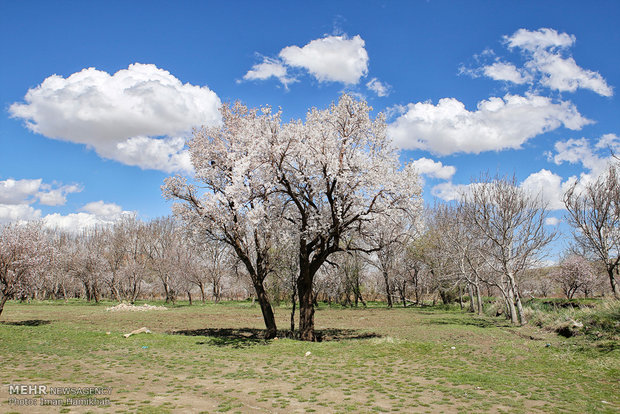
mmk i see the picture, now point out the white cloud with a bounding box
[388,94,591,155]
[504,28,613,96]
[0,178,129,231]
[482,62,532,84]
[113,136,193,174]
[520,169,574,210]
[551,134,619,176]
[595,133,620,151]
[519,134,620,211]
[0,204,42,224]
[0,178,81,206]
[504,28,575,51]
[433,171,574,210]
[0,178,43,204]
[432,134,619,209]
[366,78,391,97]
[528,53,613,97]
[551,138,600,171]
[43,213,112,232]
[278,35,368,84]
[44,201,131,233]
[80,201,123,218]
[37,184,82,206]
[411,158,456,180]
[10,63,221,172]
[243,57,296,88]
[545,217,561,226]
[465,28,613,96]
[430,182,470,202]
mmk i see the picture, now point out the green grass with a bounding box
[0,300,618,413]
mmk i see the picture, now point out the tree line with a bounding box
[1,95,618,340]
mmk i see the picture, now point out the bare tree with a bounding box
[185,231,231,304]
[365,213,416,307]
[142,217,185,303]
[564,164,620,298]
[68,229,106,302]
[114,217,148,303]
[432,203,486,315]
[463,175,555,325]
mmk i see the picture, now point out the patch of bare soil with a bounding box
[105,303,167,312]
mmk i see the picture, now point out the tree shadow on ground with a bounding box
[172,327,381,348]
[422,317,512,329]
[593,341,619,353]
[0,319,51,326]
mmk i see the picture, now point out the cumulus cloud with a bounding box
[388,94,591,155]
[44,201,132,232]
[411,158,456,180]
[80,201,123,218]
[551,133,619,175]
[430,182,471,202]
[463,28,613,97]
[0,178,81,207]
[242,57,297,89]
[279,35,368,84]
[508,28,613,96]
[0,179,43,205]
[520,169,574,210]
[366,78,391,97]
[551,138,600,171]
[0,177,129,230]
[114,136,193,174]
[0,204,42,224]
[526,52,613,96]
[482,62,532,84]
[431,171,573,210]
[244,34,369,87]
[43,213,116,232]
[9,63,221,172]
[545,217,561,226]
[504,28,575,51]
[518,134,619,211]
[37,184,82,206]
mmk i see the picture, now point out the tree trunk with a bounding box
[414,279,420,305]
[199,282,206,303]
[468,284,475,313]
[507,273,526,325]
[213,279,220,303]
[475,283,483,315]
[383,270,393,308]
[93,285,100,303]
[505,285,518,325]
[187,291,192,305]
[83,281,92,302]
[290,287,296,333]
[0,295,8,318]
[298,263,315,341]
[252,278,277,339]
[607,267,619,299]
[163,281,170,303]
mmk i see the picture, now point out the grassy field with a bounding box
[0,300,618,413]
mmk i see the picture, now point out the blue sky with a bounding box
[1,0,619,257]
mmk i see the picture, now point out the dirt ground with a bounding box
[0,301,618,413]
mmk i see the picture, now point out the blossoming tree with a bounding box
[0,222,48,317]
[164,94,423,340]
